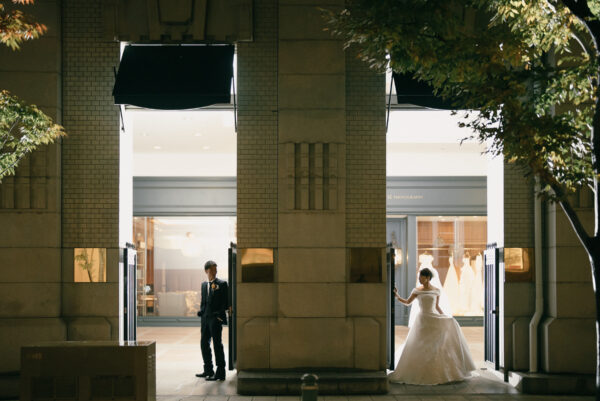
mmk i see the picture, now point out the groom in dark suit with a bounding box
[196,260,229,381]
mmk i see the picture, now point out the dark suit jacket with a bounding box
[198,278,229,325]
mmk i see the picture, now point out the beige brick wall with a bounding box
[62,0,120,249]
[61,0,120,341]
[503,162,534,248]
[236,0,278,248]
[501,162,535,371]
[345,50,386,247]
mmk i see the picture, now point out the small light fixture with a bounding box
[202,145,210,150]
[153,145,161,150]
[394,248,403,266]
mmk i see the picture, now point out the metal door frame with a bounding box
[122,242,137,341]
[386,243,396,370]
[228,242,237,370]
[484,243,499,370]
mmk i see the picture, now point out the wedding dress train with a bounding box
[389,288,476,385]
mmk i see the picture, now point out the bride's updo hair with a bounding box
[419,268,434,279]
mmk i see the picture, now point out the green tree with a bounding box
[327,0,600,396]
[0,0,64,180]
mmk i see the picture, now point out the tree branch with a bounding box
[550,180,594,251]
[0,117,20,151]
[559,197,594,250]
[562,0,600,44]
[0,152,26,180]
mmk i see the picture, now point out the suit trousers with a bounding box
[200,317,225,372]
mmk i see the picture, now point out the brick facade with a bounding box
[345,50,386,247]
[503,162,534,248]
[62,0,120,248]
[236,0,278,248]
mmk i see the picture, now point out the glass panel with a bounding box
[133,216,236,317]
[74,248,107,282]
[416,216,486,316]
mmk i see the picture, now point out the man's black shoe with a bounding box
[195,371,214,378]
[206,373,225,381]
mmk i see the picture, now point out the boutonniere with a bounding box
[211,283,219,291]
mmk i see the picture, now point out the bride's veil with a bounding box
[408,267,453,327]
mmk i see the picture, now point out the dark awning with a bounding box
[113,45,234,110]
[393,72,455,110]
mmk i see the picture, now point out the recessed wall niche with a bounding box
[240,248,274,283]
[74,248,107,283]
[349,248,382,283]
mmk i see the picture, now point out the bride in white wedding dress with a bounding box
[389,268,476,385]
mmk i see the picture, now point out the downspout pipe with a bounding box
[529,179,544,372]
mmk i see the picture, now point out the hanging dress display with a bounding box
[458,255,475,315]
[443,255,461,314]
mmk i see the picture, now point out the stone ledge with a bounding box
[509,371,595,395]
[237,370,388,395]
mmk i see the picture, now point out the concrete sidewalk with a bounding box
[158,395,594,401]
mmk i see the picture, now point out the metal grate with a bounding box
[91,375,135,399]
[31,376,77,400]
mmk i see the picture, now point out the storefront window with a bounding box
[416,216,486,316]
[133,216,236,318]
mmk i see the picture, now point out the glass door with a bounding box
[386,217,408,325]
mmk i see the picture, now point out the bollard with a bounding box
[301,373,318,401]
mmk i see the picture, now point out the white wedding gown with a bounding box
[389,288,476,385]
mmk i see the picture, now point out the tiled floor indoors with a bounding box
[138,326,594,400]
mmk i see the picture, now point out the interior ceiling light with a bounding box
[153,145,162,150]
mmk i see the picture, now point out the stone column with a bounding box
[61,0,121,341]
[500,163,536,372]
[0,0,65,378]
[236,0,386,392]
[542,192,595,374]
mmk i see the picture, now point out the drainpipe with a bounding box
[529,179,543,372]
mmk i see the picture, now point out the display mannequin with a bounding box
[443,254,461,314]
[458,253,475,315]
[418,251,434,270]
[471,253,484,314]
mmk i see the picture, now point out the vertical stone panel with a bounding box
[0,0,65,373]
[31,150,48,209]
[14,157,31,209]
[542,193,595,373]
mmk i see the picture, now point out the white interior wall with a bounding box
[129,109,487,177]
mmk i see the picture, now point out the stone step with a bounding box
[237,370,388,395]
[509,371,595,395]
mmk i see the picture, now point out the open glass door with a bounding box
[122,242,137,341]
[386,244,395,370]
[228,242,237,370]
[484,243,500,370]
